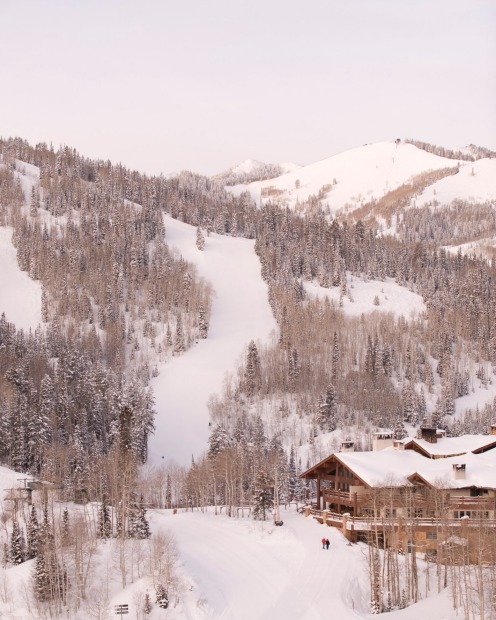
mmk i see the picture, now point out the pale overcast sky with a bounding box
[1,0,495,176]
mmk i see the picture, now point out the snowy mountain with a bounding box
[227,141,496,220]
[213,158,301,186]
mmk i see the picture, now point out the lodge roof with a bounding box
[404,434,496,458]
[300,434,496,490]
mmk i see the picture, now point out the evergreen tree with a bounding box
[128,493,150,539]
[198,304,209,339]
[98,495,112,539]
[196,226,205,250]
[144,592,153,615]
[245,340,261,396]
[318,384,337,431]
[9,519,25,565]
[252,468,273,521]
[26,506,39,559]
[155,583,169,609]
[174,315,185,353]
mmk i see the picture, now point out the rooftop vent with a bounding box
[394,440,405,451]
[490,424,496,436]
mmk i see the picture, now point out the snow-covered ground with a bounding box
[304,273,426,320]
[415,158,496,207]
[148,215,277,466]
[0,457,460,620]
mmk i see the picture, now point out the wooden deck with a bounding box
[308,508,496,533]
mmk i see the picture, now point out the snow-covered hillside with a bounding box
[415,157,496,207]
[227,141,495,215]
[213,158,301,186]
[304,273,426,320]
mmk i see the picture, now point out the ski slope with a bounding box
[0,226,42,332]
[148,215,277,466]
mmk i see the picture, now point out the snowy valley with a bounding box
[1,137,496,619]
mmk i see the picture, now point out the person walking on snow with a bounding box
[325,538,330,550]
[321,537,326,549]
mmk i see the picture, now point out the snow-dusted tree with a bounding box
[29,186,39,218]
[98,495,112,539]
[174,315,185,353]
[393,414,407,440]
[26,506,39,559]
[252,468,273,521]
[9,519,25,565]
[245,340,261,396]
[196,226,205,250]
[208,425,231,459]
[128,493,150,539]
[198,304,209,339]
[318,384,337,432]
[155,583,169,609]
[144,592,153,615]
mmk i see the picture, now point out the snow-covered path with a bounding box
[151,507,366,620]
[151,507,459,620]
[148,216,277,466]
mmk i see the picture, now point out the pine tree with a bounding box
[393,414,407,440]
[144,592,153,615]
[174,315,185,353]
[196,226,205,250]
[245,340,261,396]
[155,583,169,609]
[318,384,337,431]
[9,519,25,565]
[252,468,273,521]
[61,508,70,545]
[128,494,150,539]
[26,506,39,559]
[198,304,209,339]
[98,495,112,539]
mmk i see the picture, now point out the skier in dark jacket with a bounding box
[325,538,330,550]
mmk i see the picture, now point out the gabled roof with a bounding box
[407,450,496,490]
[300,438,496,490]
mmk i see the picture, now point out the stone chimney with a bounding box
[393,440,405,451]
[340,440,355,452]
[420,421,437,444]
[452,463,466,480]
[490,424,496,436]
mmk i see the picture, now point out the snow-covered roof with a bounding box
[409,450,496,490]
[405,434,496,458]
[303,435,496,490]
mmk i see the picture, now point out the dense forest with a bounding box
[1,136,496,500]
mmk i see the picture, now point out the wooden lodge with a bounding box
[300,426,496,559]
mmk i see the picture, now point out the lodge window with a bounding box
[385,508,397,518]
[470,488,489,496]
[426,531,437,540]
